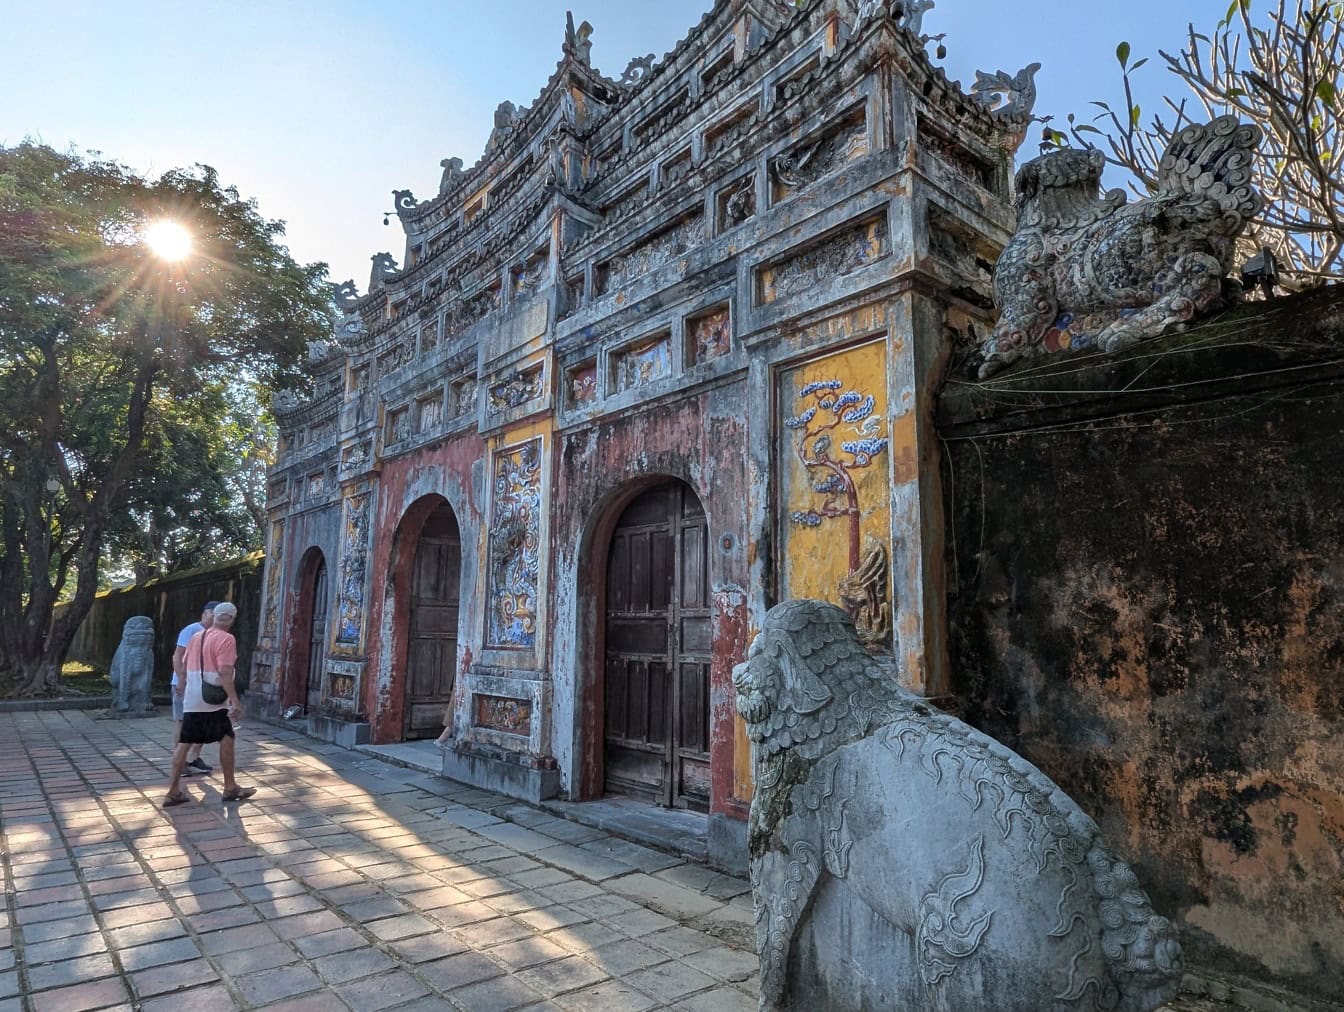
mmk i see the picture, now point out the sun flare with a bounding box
[144,220,193,261]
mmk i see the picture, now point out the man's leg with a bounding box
[219,734,236,793]
[218,731,254,801]
[173,697,205,772]
[165,742,190,799]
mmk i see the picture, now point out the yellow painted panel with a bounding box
[778,338,892,636]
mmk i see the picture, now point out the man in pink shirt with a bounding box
[162,602,257,806]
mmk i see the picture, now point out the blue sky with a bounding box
[0,1,1210,286]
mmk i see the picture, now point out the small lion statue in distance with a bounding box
[733,600,1182,1012]
[106,615,157,716]
[978,115,1262,378]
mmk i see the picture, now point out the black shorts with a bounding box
[179,709,234,744]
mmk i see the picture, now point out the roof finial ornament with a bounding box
[486,101,520,154]
[619,54,657,88]
[899,0,935,35]
[368,252,400,293]
[438,157,463,195]
[971,62,1041,124]
[564,11,593,65]
[854,0,934,34]
[329,280,362,314]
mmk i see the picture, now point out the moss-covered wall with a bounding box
[64,554,263,688]
[937,288,1344,1002]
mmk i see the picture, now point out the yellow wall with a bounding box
[778,336,891,605]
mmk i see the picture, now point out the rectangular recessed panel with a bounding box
[627,660,648,743]
[605,746,664,798]
[678,661,709,754]
[630,531,651,613]
[606,618,668,654]
[409,703,442,726]
[679,756,711,811]
[680,524,705,608]
[605,656,626,740]
[651,530,672,612]
[647,661,668,746]
[608,536,630,612]
[681,616,711,655]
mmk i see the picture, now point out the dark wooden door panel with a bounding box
[677,661,710,755]
[306,560,328,713]
[406,505,460,740]
[604,484,711,811]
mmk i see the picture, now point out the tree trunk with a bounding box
[6,358,158,698]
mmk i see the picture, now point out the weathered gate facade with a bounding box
[250,0,1023,868]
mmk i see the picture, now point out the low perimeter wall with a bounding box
[937,287,1344,1003]
[63,554,263,688]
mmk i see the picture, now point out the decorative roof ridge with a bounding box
[362,193,558,345]
[606,0,735,107]
[384,178,557,299]
[404,52,615,228]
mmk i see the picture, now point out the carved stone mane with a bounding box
[733,600,1182,1012]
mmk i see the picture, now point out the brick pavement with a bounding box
[0,711,757,1012]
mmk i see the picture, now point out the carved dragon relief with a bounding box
[734,600,1183,1012]
[916,836,994,987]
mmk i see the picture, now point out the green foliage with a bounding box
[1064,1,1344,285]
[0,143,333,694]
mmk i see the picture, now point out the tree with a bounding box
[100,379,277,584]
[0,144,332,695]
[1064,0,1343,286]
[784,380,888,573]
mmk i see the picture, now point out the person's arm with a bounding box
[172,646,187,697]
[219,663,240,718]
[214,633,241,717]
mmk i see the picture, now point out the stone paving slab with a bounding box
[0,711,1248,1012]
[0,712,760,1011]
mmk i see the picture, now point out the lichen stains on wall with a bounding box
[937,288,1344,1001]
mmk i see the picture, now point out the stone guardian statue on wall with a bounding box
[979,116,1262,377]
[733,600,1182,1012]
[106,616,157,716]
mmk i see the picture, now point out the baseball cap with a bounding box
[204,600,222,611]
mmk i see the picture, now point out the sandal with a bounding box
[162,791,191,808]
[221,787,257,803]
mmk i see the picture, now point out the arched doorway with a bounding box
[288,547,329,713]
[404,501,461,740]
[306,558,329,713]
[603,482,711,811]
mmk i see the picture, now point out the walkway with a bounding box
[0,711,756,1011]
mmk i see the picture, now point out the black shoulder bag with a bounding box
[193,632,230,706]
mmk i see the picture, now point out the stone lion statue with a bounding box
[107,616,156,714]
[978,116,1262,378]
[733,600,1182,1012]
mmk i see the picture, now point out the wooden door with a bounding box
[405,504,461,740]
[306,559,329,713]
[604,484,711,811]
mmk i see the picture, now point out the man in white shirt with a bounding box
[172,601,217,775]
